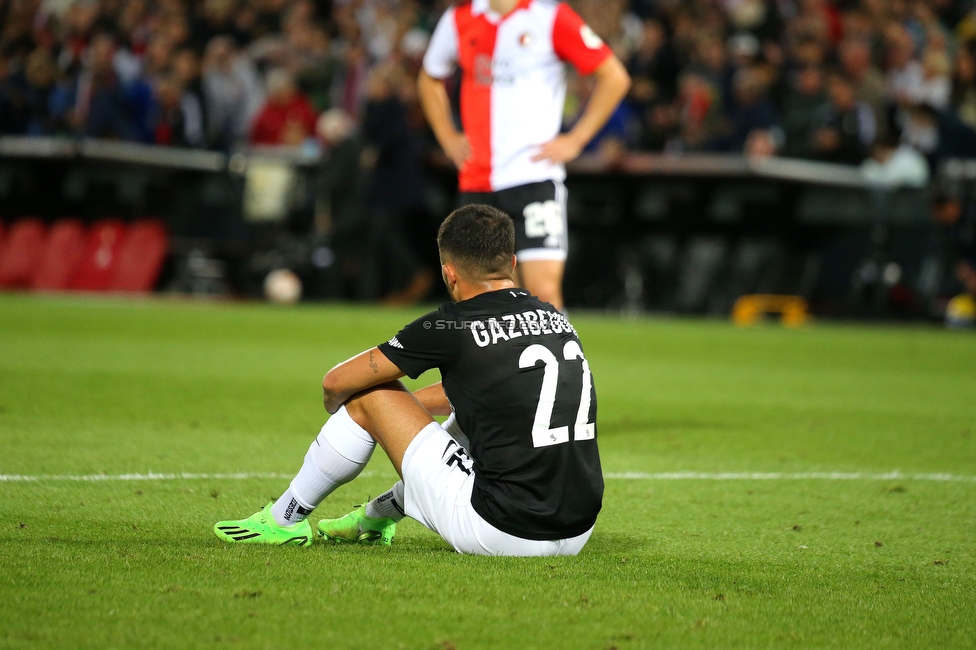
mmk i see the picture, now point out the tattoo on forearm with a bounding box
[369,351,379,374]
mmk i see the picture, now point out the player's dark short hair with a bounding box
[437,204,515,278]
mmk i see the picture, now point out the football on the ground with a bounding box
[264,269,302,305]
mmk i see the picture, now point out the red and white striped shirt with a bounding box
[423,0,613,192]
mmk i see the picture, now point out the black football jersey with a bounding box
[378,288,602,541]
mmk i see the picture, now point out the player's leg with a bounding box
[216,383,591,555]
[391,421,595,556]
[515,259,566,311]
[293,386,592,556]
[341,381,435,475]
[344,392,592,556]
[312,381,438,544]
[320,412,470,544]
[214,382,431,546]
[213,404,379,545]
[322,382,479,548]
[500,181,569,310]
[316,485,402,546]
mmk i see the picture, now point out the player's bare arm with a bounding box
[532,56,632,164]
[321,347,404,414]
[418,70,471,169]
[413,382,452,416]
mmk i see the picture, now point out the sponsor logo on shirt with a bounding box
[388,336,404,349]
[473,54,516,86]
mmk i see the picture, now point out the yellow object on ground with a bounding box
[732,294,810,327]
[946,294,976,329]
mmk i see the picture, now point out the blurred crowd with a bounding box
[0,0,438,148]
[603,0,976,174]
[2,0,976,168]
[1,0,974,306]
[576,0,976,177]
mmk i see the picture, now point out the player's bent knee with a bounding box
[341,399,369,431]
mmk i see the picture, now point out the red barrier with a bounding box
[0,218,46,289]
[72,220,126,291]
[32,219,88,291]
[108,220,168,292]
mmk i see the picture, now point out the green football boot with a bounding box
[214,503,313,546]
[317,503,396,546]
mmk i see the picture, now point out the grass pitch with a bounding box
[1,294,974,649]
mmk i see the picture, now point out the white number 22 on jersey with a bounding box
[518,342,595,448]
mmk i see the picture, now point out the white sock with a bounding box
[365,481,405,521]
[272,406,376,526]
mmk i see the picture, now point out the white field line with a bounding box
[0,471,974,483]
[604,471,976,482]
[0,472,294,483]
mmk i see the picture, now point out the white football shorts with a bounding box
[401,418,594,557]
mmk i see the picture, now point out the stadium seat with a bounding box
[72,220,127,291]
[31,219,88,291]
[0,218,46,289]
[107,219,168,293]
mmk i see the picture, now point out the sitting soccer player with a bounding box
[214,205,602,556]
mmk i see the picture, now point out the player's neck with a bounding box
[453,279,517,302]
[488,0,520,17]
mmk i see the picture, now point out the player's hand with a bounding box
[442,130,472,169]
[532,134,585,164]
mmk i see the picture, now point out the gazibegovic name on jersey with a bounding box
[431,306,578,348]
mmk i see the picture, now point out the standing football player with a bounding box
[214,205,602,555]
[418,0,631,311]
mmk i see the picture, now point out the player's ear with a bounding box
[442,262,459,289]
[510,255,517,274]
